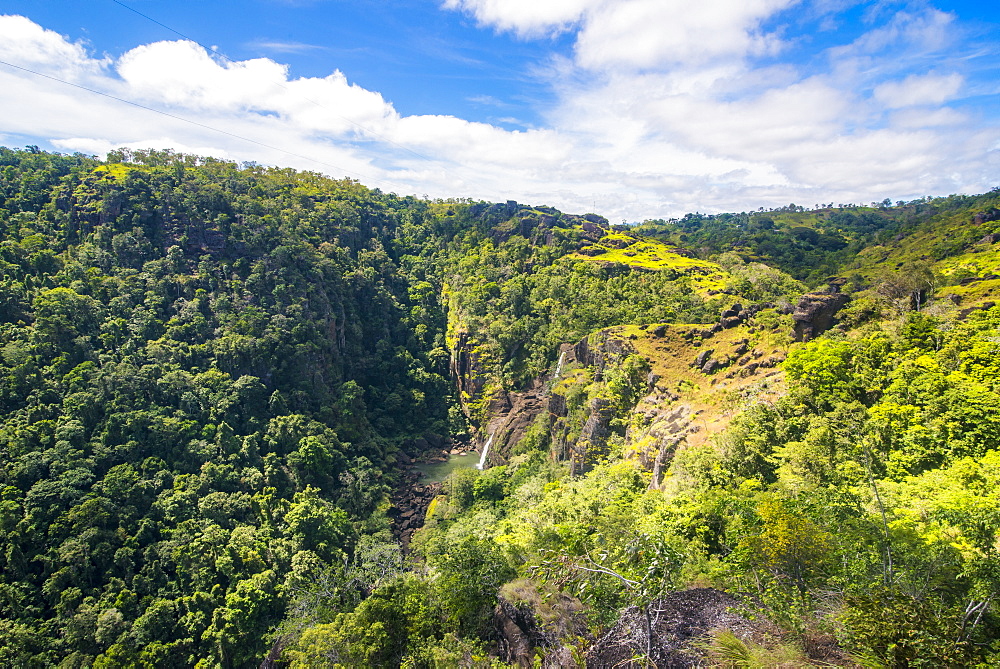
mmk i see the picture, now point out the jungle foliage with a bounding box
[2,147,999,667]
[0,147,720,666]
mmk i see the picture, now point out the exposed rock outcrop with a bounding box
[494,597,548,668]
[568,397,617,476]
[475,332,641,470]
[972,208,1000,225]
[792,292,849,342]
[477,378,550,467]
[584,588,776,668]
[632,402,694,490]
[495,580,589,667]
[571,331,634,378]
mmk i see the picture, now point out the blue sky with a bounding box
[0,1,997,220]
[2,1,567,128]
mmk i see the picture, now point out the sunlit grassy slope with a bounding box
[570,231,730,296]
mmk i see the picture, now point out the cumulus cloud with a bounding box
[117,41,291,112]
[0,7,997,222]
[0,14,108,80]
[443,0,798,69]
[443,0,998,214]
[574,0,798,70]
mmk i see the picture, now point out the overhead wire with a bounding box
[107,0,495,195]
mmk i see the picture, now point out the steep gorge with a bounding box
[3,148,1000,667]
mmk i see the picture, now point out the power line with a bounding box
[108,0,487,190]
[0,58,398,190]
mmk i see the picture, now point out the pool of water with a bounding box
[413,452,479,483]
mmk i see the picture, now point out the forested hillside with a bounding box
[1,147,999,667]
[633,195,996,287]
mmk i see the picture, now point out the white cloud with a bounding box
[0,14,108,80]
[0,8,997,222]
[117,41,290,112]
[890,107,965,128]
[440,0,597,36]
[874,72,963,108]
[574,0,797,70]
[443,0,798,69]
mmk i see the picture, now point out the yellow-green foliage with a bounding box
[938,277,1000,304]
[884,450,1000,561]
[551,367,588,395]
[849,193,1000,287]
[936,246,1000,281]
[92,163,134,181]
[736,495,833,578]
[571,232,731,295]
[935,245,1000,304]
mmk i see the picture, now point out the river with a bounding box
[412,452,479,482]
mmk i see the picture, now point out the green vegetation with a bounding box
[634,194,1000,288]
[0,147,460,666]
[2,146,999,667]
[404,307,1000,667]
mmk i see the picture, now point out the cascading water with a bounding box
[476,433,493,470]
[554,350,566,378]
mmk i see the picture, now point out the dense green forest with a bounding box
[632,195,997,287]
[1,147,999,667]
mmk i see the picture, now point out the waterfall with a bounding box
[554,350,566,378]
[476,433,493,470]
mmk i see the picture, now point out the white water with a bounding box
[554,351,566,378]
[476,433,493,470]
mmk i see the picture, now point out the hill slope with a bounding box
[1,147,998,667]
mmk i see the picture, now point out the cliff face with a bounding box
[792,291,850,342]
[477,379,550,467]
[448,322,640,470]
[463,331,633,470]
[452,304,796,488]
[450,330,489,409]
[447,303,793,481]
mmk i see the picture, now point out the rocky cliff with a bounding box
[447,303,793,481]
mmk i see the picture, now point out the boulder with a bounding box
[972,209,1000,225]
[581,220,605,238]
[792,292,850,342]
[494,598,538,667]
[720,303,743,319]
